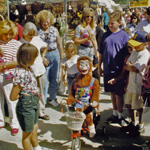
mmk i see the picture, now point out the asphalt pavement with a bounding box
[0,77,150,150]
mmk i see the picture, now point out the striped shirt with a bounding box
[0,39,21,73]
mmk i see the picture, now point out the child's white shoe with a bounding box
[88,124,96,138]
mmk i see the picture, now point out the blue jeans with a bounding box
[44,49,60,103]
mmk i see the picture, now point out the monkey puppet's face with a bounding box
[79,60,90,75]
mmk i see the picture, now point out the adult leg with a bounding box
[49,50,60,101]
[37,74,49,119]
[2,79,19,129]
[44,65,50,104]
[0,83,5,127]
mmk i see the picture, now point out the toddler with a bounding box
[61,42,79,94]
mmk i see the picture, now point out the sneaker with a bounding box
[49,99,59,107]
[137,123,144,132]
[118,117,129,127]
[105,115,119,124]
[11,128,19,136]
[88,124,96,138]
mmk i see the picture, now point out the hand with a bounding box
[0,47,4,56]
[42,57,49,66]
[108,78,116,85]
[60,99,67,105]
[62,80,67,87]
[90,101,98,107]
[0,63,4,72]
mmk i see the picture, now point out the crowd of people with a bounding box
[0,4,150,150]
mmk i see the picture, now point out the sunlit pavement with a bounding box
[0,77,150,150]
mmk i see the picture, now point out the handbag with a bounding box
[142,97,150,123]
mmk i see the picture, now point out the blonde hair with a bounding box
[80,8,95,28]
[65,42,77,55]
[145,33,150,42]
[0,20,17,37]
[109,10,122,22]
[17,43,38,70]
[35,10,54,28]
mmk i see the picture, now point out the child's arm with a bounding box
[125,62,139,73]
[108,70,128,85]
[10,84,21,101]
[61,65,67,86]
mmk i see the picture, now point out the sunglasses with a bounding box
[133,18,137,19]
[86,16,93,18]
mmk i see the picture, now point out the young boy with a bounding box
[124,30,149,134]
[98,10,129,126]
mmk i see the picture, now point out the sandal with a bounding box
[39,115,50,120]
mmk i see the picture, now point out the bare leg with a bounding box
[116,95,123,113]
[31,123,39,148]
[137,108,143,124]
[110,92,117,110]
[125,104,134,122]
[22,131,32,150]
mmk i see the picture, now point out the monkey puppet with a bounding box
[62,56,100,138]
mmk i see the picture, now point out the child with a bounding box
[124,31,149,135]
[61,42,79,94]
[145,32,150,52]
[98,10,129,126]
[10,43,42,150]
[108,42,134,91]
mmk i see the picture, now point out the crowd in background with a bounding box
[0,3,150,150]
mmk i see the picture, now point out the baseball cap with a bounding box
[128,31,148,47]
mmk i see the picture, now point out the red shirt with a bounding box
[13,24,23,41]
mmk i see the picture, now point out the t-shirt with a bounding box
[135,19,149,32]
[13,24,23,41]
[20,36,47,77]
[61,55,79,75]
[98,30,129,75]
[127,49,150,94]
[102,12,109,25]
[0,39,21,74]
[13,66,40,97]
[74,25,95,46]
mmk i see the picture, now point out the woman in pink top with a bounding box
[0,20,21,136]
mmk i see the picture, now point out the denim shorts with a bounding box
[104,74,126,95]
[78,45,94,60]
[16,94,39,132]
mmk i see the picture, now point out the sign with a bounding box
[129,0,150,7]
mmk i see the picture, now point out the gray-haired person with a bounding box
[20,22,50,120]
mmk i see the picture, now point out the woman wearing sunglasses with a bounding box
[127,13,140,37]
[74,8,97,62]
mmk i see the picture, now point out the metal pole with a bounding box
[7,0,9,19]
[64,0,68,44]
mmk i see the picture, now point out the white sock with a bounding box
[33,145,42,150]
[113,110,118,117]
[118,112,123,119]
